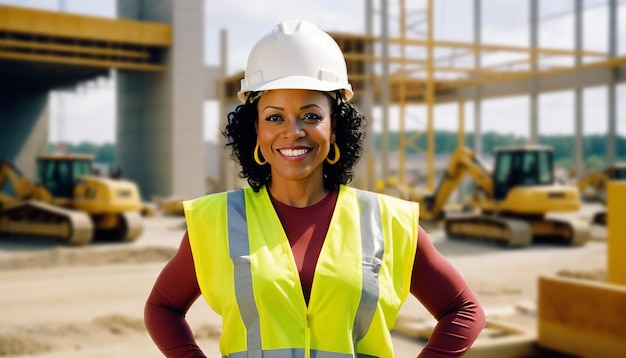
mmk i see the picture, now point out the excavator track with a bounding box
[120,211,143,242]
[530,215,591,246]
[444,212,591,247]
[444,213,533,247]
[591,210,607,226]
[0,200,93,245]
[93,211,143,242]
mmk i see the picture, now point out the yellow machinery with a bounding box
[0,154,143,245]
[160,196,187,216]
[577,163,626,202]
[577,163,626,225]
[537,181,626,356]
[381,145,590,247]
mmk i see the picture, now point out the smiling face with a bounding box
[256,89,335,187]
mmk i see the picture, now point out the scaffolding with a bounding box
[222,0,626,192]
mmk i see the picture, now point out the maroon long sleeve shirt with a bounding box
[145,190,486,357]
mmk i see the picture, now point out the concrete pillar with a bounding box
[0,91,49,178]
[574,0,584,180]
[116,0,205,200]
[358,0,375,191]
[529,0,539,144]
[607,0,618,165]
[473,0,482,157]
[217,29,237,192]
[467,0,483,204]
[380,0,390,182]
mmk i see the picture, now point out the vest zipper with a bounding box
[305,313,311,358]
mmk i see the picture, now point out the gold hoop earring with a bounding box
[254,144,267,165]
[326,142,340,165]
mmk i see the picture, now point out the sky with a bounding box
[1,0,625,144]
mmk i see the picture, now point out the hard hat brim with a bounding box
[237,76,353,103]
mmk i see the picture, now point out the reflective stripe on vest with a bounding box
[226,189,384,358]
[227,190,262,354]
[224,350,378,358]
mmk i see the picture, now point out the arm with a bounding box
[144,231,207,358]
[411,226,486,357]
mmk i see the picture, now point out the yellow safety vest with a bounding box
[184,185,419,358]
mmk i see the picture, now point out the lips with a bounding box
[278,148,311,158]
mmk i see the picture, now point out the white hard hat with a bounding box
[238,20,353,103]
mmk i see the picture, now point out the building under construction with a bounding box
[219,0,625,195]
[1,1,626,356]
[0,0,623,199]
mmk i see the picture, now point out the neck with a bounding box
[267,180,330,208]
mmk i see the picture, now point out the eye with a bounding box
[264,114,283,122]
[302,113,322,122]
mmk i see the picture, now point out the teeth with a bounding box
[280,148,308,157]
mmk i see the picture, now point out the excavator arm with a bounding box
[578,171,608,203]
[417,147,493,221]
[0,160,42,207]
[578,171,605,192]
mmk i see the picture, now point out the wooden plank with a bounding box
[0,39,150,59]
[394,317,538,358]
[0,51,165,72]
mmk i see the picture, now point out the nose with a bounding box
[283,118,305,140]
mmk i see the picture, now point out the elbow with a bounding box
[476,301,487,331]
[143,289,166,336]
[143,297,156,335]
[463,299,487,335]
[465,289,487,332]
[460,297,488,339]
[466,294,487,331]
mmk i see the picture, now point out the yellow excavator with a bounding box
[0,154,143,245]
[380,145,590,247]
[577,163,626,225]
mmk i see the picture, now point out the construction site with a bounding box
[0,0,625,357]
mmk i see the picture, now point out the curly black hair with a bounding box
[222,91,366,192]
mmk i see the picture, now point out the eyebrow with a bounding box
[261,103,323,112]
[262,105,283,112]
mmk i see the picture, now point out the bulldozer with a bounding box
[0,154,143,245]
[576,163,626,225]
[380,145,590,247]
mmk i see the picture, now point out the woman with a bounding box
[145,20,486,357]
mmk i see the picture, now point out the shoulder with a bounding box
[347,186,419,210]
[182,189,246,213]
[184,191,228,207]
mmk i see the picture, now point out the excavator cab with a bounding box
[605,164,626,180]
[37,154,93,198]
[493,147,553,200]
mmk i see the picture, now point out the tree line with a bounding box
[46,142,115,165]
[49,131,625,172]
[373,130,626,171]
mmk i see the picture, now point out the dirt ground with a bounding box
[0,204,609,358]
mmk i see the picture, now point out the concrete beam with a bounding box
[438,67,626,103]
